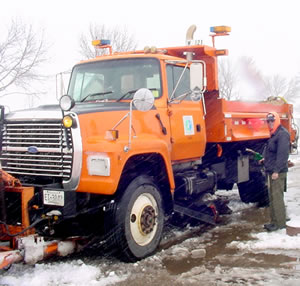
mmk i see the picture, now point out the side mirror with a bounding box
[190,63,207,101]
[190,63,203,90]
[133,88,154,111]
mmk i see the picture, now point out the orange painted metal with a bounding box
[44,243,58,256]
[1,169,21,187]
[0,186,34,241]
[0,170,35,268]
[76,106,175,194]
[205,95,295,143]
[167,99,206,161]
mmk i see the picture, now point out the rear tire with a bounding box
[109,175,164,261]
[237,171,269,206]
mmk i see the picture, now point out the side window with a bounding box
[166,65,191,100]
[146,74,160,98]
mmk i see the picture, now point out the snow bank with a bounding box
[227,157,300,254]
[0,260,126,286]
[228,230,300,251]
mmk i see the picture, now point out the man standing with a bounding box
[263,112,290,232]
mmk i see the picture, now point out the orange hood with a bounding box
[267,111,281,134]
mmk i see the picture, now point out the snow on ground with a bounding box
[0,260,127,286]
[229,229,300,251]
[227,154,300,254]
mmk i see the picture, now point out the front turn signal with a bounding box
[63,115,73,128]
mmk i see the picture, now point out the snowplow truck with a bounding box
[0,25,298,266]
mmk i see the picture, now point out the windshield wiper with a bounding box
[116,88,159,102]
[116,89,138,102]
[80,91,113,102]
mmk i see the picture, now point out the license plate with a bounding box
[43,190,64,206]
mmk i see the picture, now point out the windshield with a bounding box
[68,58,161,102]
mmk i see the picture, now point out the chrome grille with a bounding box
[0,121,72,179]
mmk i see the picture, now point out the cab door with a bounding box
[166,64,206,161]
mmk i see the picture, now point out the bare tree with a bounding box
[219,56,300,103]
[79,24,138,59]
[218,58,239,100]
[264,74,300,103]
[0,19,48,98]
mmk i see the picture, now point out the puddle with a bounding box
[162,205,300,278]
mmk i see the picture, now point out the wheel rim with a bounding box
[129,191,159,246]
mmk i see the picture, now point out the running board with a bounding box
[173,203,218,225]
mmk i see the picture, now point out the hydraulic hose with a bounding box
[0,218,46,238]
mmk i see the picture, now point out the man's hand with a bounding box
[272,172,279,180]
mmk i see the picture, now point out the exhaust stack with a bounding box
[186,25,197,61]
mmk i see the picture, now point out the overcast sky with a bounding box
[1,0,300,107]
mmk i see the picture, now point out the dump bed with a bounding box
[205,95,296,143]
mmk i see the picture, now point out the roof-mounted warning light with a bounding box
[210,26,231,34]
[210,26,231,48]
[92,39,112,55]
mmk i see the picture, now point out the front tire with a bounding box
[111,175,164,261]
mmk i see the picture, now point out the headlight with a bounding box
[87,155,110,176]
[60,95,75,111]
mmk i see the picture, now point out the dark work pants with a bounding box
[267,173,287,228]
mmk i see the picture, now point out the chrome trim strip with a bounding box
[3,137,62,141]
[62,112,82,190]
[2,157,65,163]
[6,162,68,168]
[4,170,70,178]
[3,132,61,139]
[0,153,71,158]
[3,166,69,173]
[3,142,62,146]
[2,146,63,153]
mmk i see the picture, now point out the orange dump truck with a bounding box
[0,26,298,267]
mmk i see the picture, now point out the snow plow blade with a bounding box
[0,248,23,269]
[0,170,88,269]
[0,235,85,269]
